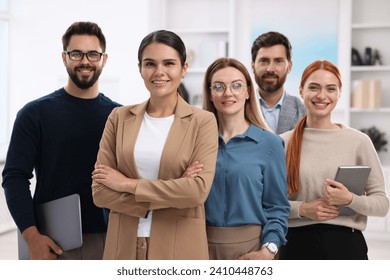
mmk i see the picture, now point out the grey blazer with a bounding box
[275,92,306,135]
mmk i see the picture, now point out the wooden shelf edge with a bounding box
[351,66,390,71]
[350,108,390,113]
[352,23,390,29]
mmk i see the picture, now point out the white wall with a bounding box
[2,0,151,160]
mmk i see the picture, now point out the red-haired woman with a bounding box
[279,60,389,260]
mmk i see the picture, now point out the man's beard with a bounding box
[67,65,102,89]
[258,73,287,93]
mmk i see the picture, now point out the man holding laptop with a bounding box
[2,21,120,259]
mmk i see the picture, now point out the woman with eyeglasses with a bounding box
[91,30,218,260]
[202,57,290,260]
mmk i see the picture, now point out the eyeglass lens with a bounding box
[211,82,245,95]
[67,51,102,61]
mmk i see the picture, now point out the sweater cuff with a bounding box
[290,200,304,219]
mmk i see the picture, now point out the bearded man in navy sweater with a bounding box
[2,21,120,260]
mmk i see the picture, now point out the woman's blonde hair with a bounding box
[202,57,269,130]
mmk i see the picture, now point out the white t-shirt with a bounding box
[134,112,174,237]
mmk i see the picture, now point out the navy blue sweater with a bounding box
[2,88,120,234]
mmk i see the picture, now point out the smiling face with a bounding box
[63,34,106,90]
[139,42,187,99]
[252,44,291,94]
[210,67,249,118]
[300,69,341,122]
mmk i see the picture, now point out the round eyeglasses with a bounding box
[64,50,104,62]
[210,82,247,96]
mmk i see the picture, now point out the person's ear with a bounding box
[181,61,188,78]
[287,60,292,74]
[61,52,66,65]
[102,53,108,68]
[138,64,143,78]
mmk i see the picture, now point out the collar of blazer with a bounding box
[128,95,194,119]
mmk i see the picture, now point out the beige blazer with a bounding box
[92,96,218,260]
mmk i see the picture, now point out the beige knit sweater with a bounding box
[281,124,389,231]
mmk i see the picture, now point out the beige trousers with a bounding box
[207,225,261,260]
[136,237,150,260]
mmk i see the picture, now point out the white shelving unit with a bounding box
[348,0,390,236]
[349,0,390,167]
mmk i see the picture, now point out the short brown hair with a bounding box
[62,21,106,52]
[251,31,292,63]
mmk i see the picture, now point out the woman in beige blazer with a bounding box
[91,30,218,260]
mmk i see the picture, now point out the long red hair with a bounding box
[285,60,342,194]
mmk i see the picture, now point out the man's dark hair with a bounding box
[62,21,106,52]
[251,31,292,62]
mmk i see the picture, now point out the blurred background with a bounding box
[1,0,389,259]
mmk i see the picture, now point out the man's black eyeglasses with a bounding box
[64,50,104,62]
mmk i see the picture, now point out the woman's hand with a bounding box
[299,198,339,220]
[92,165,138,194]
[181,161,204,178]
[322,179,353,206]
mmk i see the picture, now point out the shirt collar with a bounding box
[258,90,286,109]
[245,124,266,143]
[217,122,267,144]
[218,124,264,143]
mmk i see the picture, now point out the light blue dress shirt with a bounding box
[259,91,285,132]
[205,124,290,247]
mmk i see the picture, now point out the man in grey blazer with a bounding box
[251,31,306,135]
